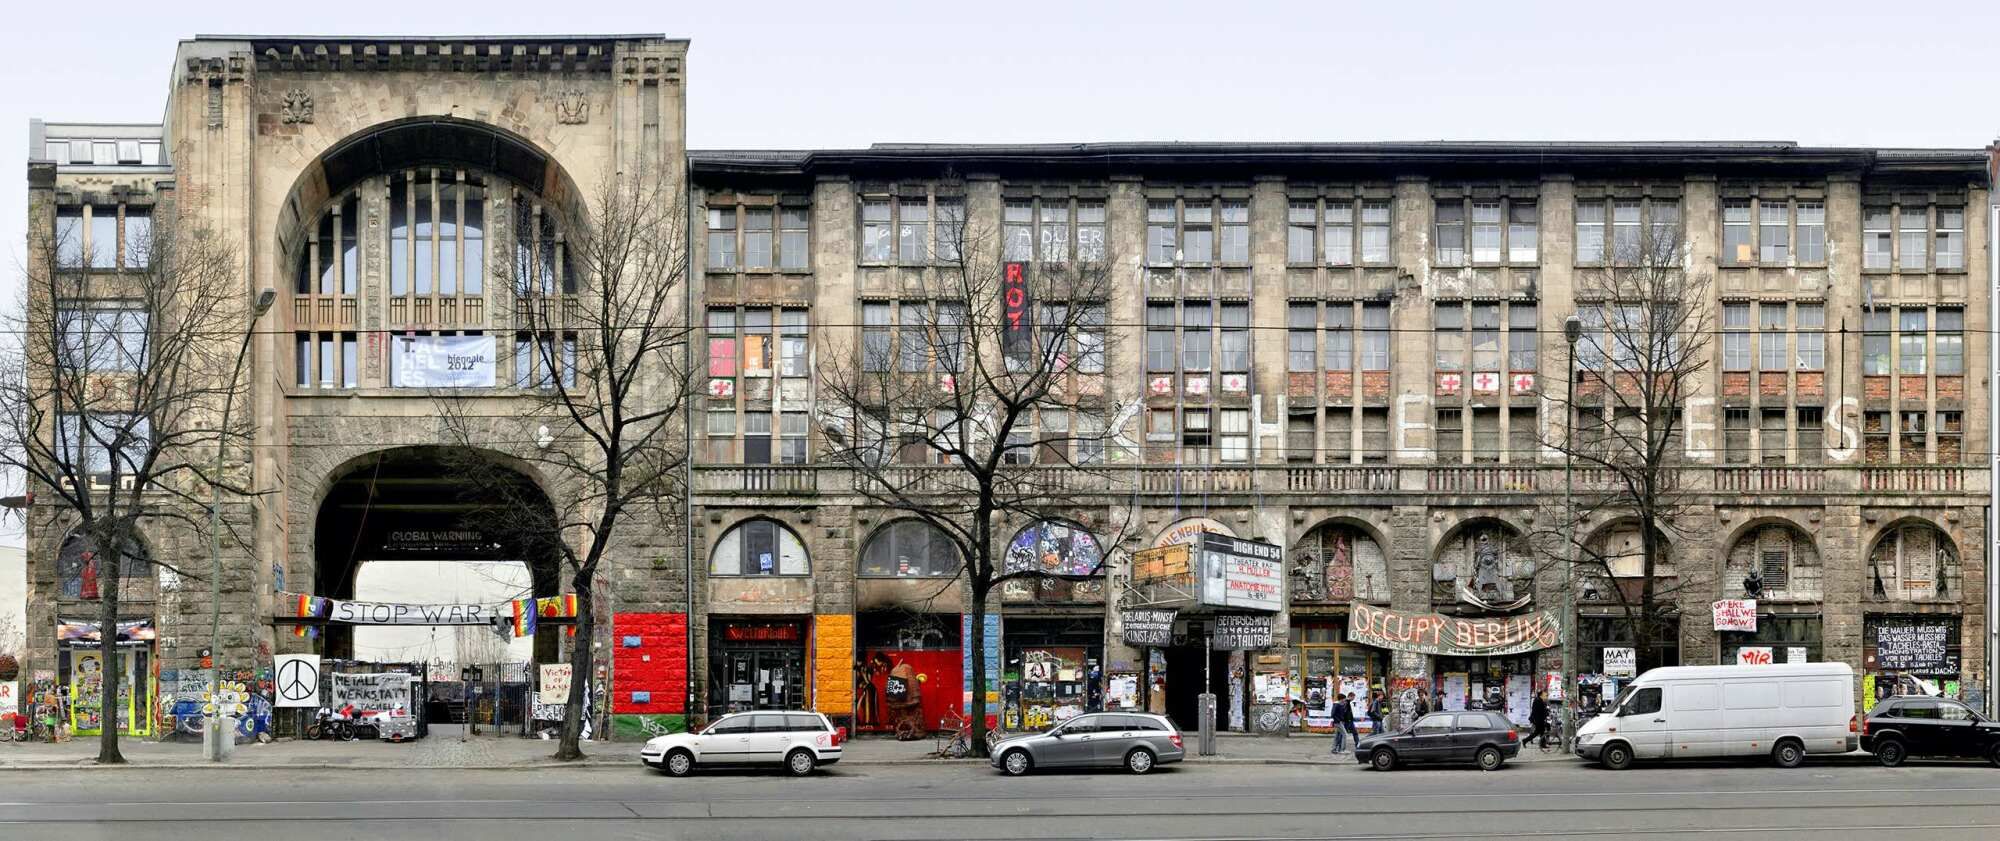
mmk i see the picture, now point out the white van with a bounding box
[1576,662,1857,770]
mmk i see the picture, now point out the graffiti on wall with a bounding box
[158,668,272,743]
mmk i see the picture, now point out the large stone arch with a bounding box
[298,445,565,660]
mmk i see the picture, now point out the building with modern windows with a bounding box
[17,33,1992,742]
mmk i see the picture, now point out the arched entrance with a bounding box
[311,446,564,665]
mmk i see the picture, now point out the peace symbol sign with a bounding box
[278,658,319,702]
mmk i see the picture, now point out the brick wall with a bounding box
[612,612,688,716]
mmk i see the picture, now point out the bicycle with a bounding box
[934,711,971,758]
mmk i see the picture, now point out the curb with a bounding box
[0,754,1585,771]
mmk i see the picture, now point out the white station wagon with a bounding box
[641,711,844,777]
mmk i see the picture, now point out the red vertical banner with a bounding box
[1002,261,1032,359]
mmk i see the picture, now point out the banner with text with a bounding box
[1348,602,1561,657]
[392,333,497,388]
[329,672,414,712]
[1712,599,1759,633]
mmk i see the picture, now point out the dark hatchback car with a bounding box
[1355,711,1520,771]
[1861,696,2000,767]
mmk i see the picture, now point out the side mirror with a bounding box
[1049,729,1065,738]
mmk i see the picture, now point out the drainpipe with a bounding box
[1987,149,1997,718]
[684,157,698,730]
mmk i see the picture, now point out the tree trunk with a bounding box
[94,533,125,764]
[967,579,990,757]
[557,576,594,761]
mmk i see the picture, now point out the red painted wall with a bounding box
[856,649,962,733]
[613,612,688,715]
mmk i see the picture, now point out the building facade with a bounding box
[687,143,1993,735]
[18,33,1992,743]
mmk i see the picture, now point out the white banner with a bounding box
[1712,599,1758,633]
[538,663,572,707]
[1737,646,1776,666]
[330,672,413,712]
[328,599,495,626]
[392,334,496,388]
[275,654,322,708]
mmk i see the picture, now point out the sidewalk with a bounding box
[0,728,1579,771]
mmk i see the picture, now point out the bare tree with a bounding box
[439,159,693,761]
[816,192,1138,755]
[1540,218,1714,680]
[0,190,257,763]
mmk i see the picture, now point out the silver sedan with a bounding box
[989,712,1186,775]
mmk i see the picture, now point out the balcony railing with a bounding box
[693,465,819,494]
[1715,466,1827,493]
[1862,466,1965,493]
[1283,465,1398,493]
[1426,465,1538,493]
[1137,466,1255,494]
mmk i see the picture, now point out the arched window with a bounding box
[859,520,958,578]
[1292,523,1388,603]
[711,520,809,576]
[1727,524,1821,598]
[291,167,574,390]
[1432,521,1531,610]
[57,530,149,599]
[1869,523,1958,601]
[1003,521,1102,577]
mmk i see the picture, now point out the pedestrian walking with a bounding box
[1529,690,1551,749]
[1329,693,1353,754]
[1366,690,1386,736]
[1413,690,1431,719]
[1341,693,1360,749]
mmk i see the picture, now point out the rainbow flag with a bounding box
[510,598,538,637]
[289,592,329,618]
[536,594,578,618]
[291,624,319,639]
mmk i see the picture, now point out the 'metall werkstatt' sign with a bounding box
[1347,602,1561,657]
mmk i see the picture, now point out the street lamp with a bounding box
[1560,314,1582,753]
[205,287,276,762]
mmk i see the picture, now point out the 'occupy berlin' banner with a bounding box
[1348,602,1561,657]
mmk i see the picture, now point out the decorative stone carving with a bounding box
[280,89,314,124]
[554,89,590,125]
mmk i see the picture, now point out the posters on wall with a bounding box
[1338,676,1371,731]
[391,333,497,388]
[1441,673,1469,711]
[1787,646,1810,664]
[960,612,1003,712]
[1712,599,1759,633]
[1504,674,1532,725]
[0,681,14,717]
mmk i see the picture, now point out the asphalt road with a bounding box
[5,758,2000,840]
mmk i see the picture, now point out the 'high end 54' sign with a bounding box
[1348,602,1561,657]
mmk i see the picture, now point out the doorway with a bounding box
[1163,643,1230,733]
[708,619,807,716]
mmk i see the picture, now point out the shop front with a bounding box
[1289,616,1388,733]
[854,611,961,735]
[1864,613,1965,706]
[1575,614,1680,717]
[707,618,807,717]
[56,618,156,737]
[1000,616,1103,732]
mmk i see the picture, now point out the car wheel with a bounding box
[663,749,694,777]
[1476,746,1504,771]
[1126,747,1156,775]
[1772,740,1805,769]
[1002,749,1033,776]
[785,749,817,777]
[1601,742,1633,771]
[1875,740,1907,767]
[1988,744,2000,768]
[1370,748,1397,771]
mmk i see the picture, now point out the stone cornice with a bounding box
[245,37,660,74]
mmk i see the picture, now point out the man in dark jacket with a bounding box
[1366,690,1387,736]
[1529,690,1551,749]
[1330,693,1354,754]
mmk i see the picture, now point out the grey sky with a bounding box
[3,0,1998,547]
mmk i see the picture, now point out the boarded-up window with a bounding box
[1759,527,1791,590]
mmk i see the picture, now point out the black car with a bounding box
[1861,696,2000,767]
[1355,711,1520,771]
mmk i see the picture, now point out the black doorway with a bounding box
[1163,644,1230,732]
